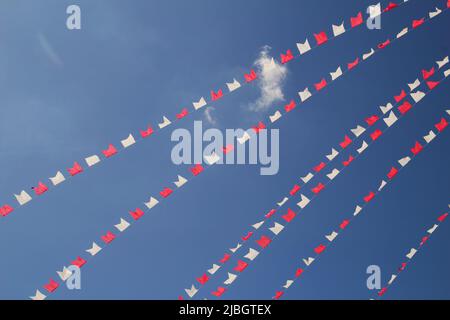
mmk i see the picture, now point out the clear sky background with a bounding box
[0,0,449,299]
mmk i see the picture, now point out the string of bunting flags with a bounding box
[180,57,449,299]
[269,116,449,300]
[0,0,419,219]
[375,210,449,299]
[27,2,450,299]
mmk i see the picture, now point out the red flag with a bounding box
[420,236,429,246]
[130,208,144,220]
[399,262,407,271]
[178,296,184,300]
[244,69,257,82]
[411,141,423,155]
[0,204,13,217]
[314,32,328,45]
[295,268,304,277]
[252,121,266,133]
[222,144,234,154]
[211,287,226,297]
[160,187,173,198]
[437,213,448,222]
[220,253,231,263]
[274,291,284,300]
[101,231,115,244]
[234,260,248,272]
[197,274,209,285]
[347,58,359,70]
[68,162,83,176]
[102,144,117,158]
[265,209,276,219]
[398,101,412,114]
[33,182,48,195]
[377,39,390,49]
[44,279,59,293]
[284,100,296,112]
[383,2,398,12]
[280,49,294,64]
[435,118,448,132]
[342,155,354,167]
[422,67,435,80]
[448,0,450,8]
[289,184,300,196]
[370,129,382,141]
[176,108,188,119]
[140,126,154,138]
[412,18,424,29]
[394,90,406,103]
[190,164,204,176]
[72,256,86,268]
[387,167,398,179]
[242,231,253,241]
[282,208,296,223]
[311,182,325,194]
[313,162,326,173]
[256,235,272,248]
[211,89,223,101]
[365,115,379,126]
[378,287,387,296]
[350,12,363,28]
[364,192,375,203]
[426,81,439,90]
[340,135,352,149]
[314,78,327,91]
[314,244,326,254]
[340,219,350,229]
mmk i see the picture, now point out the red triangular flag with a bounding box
[394,90,406,103]
[274,291,284,300]
[350,12,363,28]
[422,67,435,80]
[284,100,296,112]
[387,167,398,179]
[340,135,352,149]
[0,204,14,217]
[71,256,86,268]
[220,253,231,264]
[160,187,173,198]
[44,279,59,293]
[140,126,154,138]
[438,213,448,222]
[176,108,189,120]
[435,118,448,132]
[411,141,423,155]
[197,273,209,285]
[295,268,304,277]
[347,58,359,70]
[314,78,327,91]
[314,244,326,254]
[234,260,249,272]
[340,219,350,229]
[252,121,266,133]
[412,18,424,29]
[311,182,325,194]
[370,129,382,141]
[280,49,294,64]
[364,192,375,203]
[314,32,328,45]
[398,101,412,114]
[365,115,379,126]
[68,162,83,176]
[190,164,204,176]
[256,235,272,248]
[211,287,226,297]
[282,208,296,223]
[130,208,144,220]
[313,162,326,172]
[242,231,253,241]
[102,144,117,158]
[289,184,300,196]
[211,89,223,101]
[33,182,49,195]
[383,2,398,12]
[377,39,390,49]
[265,209,276,219]
[342,155,354,167]
[426,81,439,90]
[244,69,257,82]
[101,231,116,244]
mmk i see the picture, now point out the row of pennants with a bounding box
[27,1,450,299]
[180,61,450,299]
[1,0,442,218]
[0,0,450,217]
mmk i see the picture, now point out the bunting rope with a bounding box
[268,115,449,300]
[180,59,449,299]
[27,2,449,300]
[0,0,418,219]
[375,210,449,299]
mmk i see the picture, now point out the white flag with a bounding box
[30,290,47,301]
[297,194,310,209]
[49,171,65,186]
[330,66,343,81]
[277,197,288,207]
[398,156,411,167]
[226,79,241,92]
[85,155,100,167]
[230,243,241,253]
[445,69,450,78]
[378,180,387,191]
[158,116,171,129]
[357,141,368,154]
[396,27,408,39]
[174,175,188,188]
[57,267,73,281]
[283,280,294,289]
[326,168,340,180]
[86,242,102,256]
[237,131,251,144]
[269,222,285,235]
[185,285,198,298]
[369,3,381,18]
[303,257,315,266]
[204,152,220,165]
[429,7,442,19]
[121,134,136,148]
[114,218,130,232]
[410,91,425,103]
[408,79,420,91]
[301,173,314,184]
[362,48,375,60]
[224,273,237,285]
[297,39,311,55]
[380,103,393,114]
[388,274,397,285]
[406,248,417,259]
[383,111,398,127]
[351,125,366,137]
[269,110,282,123]
[332,23,345,37]
[252,220,264,230]
[326,148,339,161]
[436,56,449,69]
[427,224,438,234]
[14,191,32,206]
[325,231,338,242]
[353,205,362,216]
[298,88,312,102]
[208,264,221,275]
[144,197,159,209]
[193,97,207,110]
[244,248,260,261]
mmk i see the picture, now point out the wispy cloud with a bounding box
[248,45,288,112]
[204,107,217,125]
[37,33,63,67]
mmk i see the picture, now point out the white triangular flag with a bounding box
[114,218,130,232]
[380,103,393,114]
[410,91,425,103]
[406,248,417,259]
[230,243,241,253]
[193,97,207,110]
[330,66,343,81]
[269,110,282,123]
[325,231,338,242]
[429,7,442,19]
[326,148,339,161]
[283,280,294,289]
[185,285,198,298]
[244,248,260,261]
[326,168,340,180]
[445,69,450,77]
[388,274,397,285]
[277,197,288,207]
[383,111,398,127]
[398,156,411,167]
[303,257,315,266]
[224,273,237,285]
[158,116,171,129]
[49,171,65,186]
[226,79,241,92]
[357,141,368,154]
[332,23,345,37]
[57,267,73,281]
[297,39,311,55]
[30,290,46,301]
[269,222,285,235]
[351,125,366,137]
[427,224,438,234]
[369,3,381,18]
[362,48,375,60]
[208,264,221,275]
[353,205,362,216]
[378,180,387,191]
[408,79,420,91]
[144,197,159,209]
[301,172,314,184]
[298,88,312,102]
[297,194,310,209]
[237,131,251,144]
[85,155,100,167]
[14,191,32,206]
[396,27,408,39]
[121,134,136,148]
[86,242,102,256]
[174,175,188,188]
[252,220,264,230]
[436,56,449,69]
[204,152,220,165]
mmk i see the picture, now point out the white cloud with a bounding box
[248,45,288,112]
[204,107,217,125]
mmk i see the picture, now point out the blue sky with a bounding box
[0,0,449,299]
